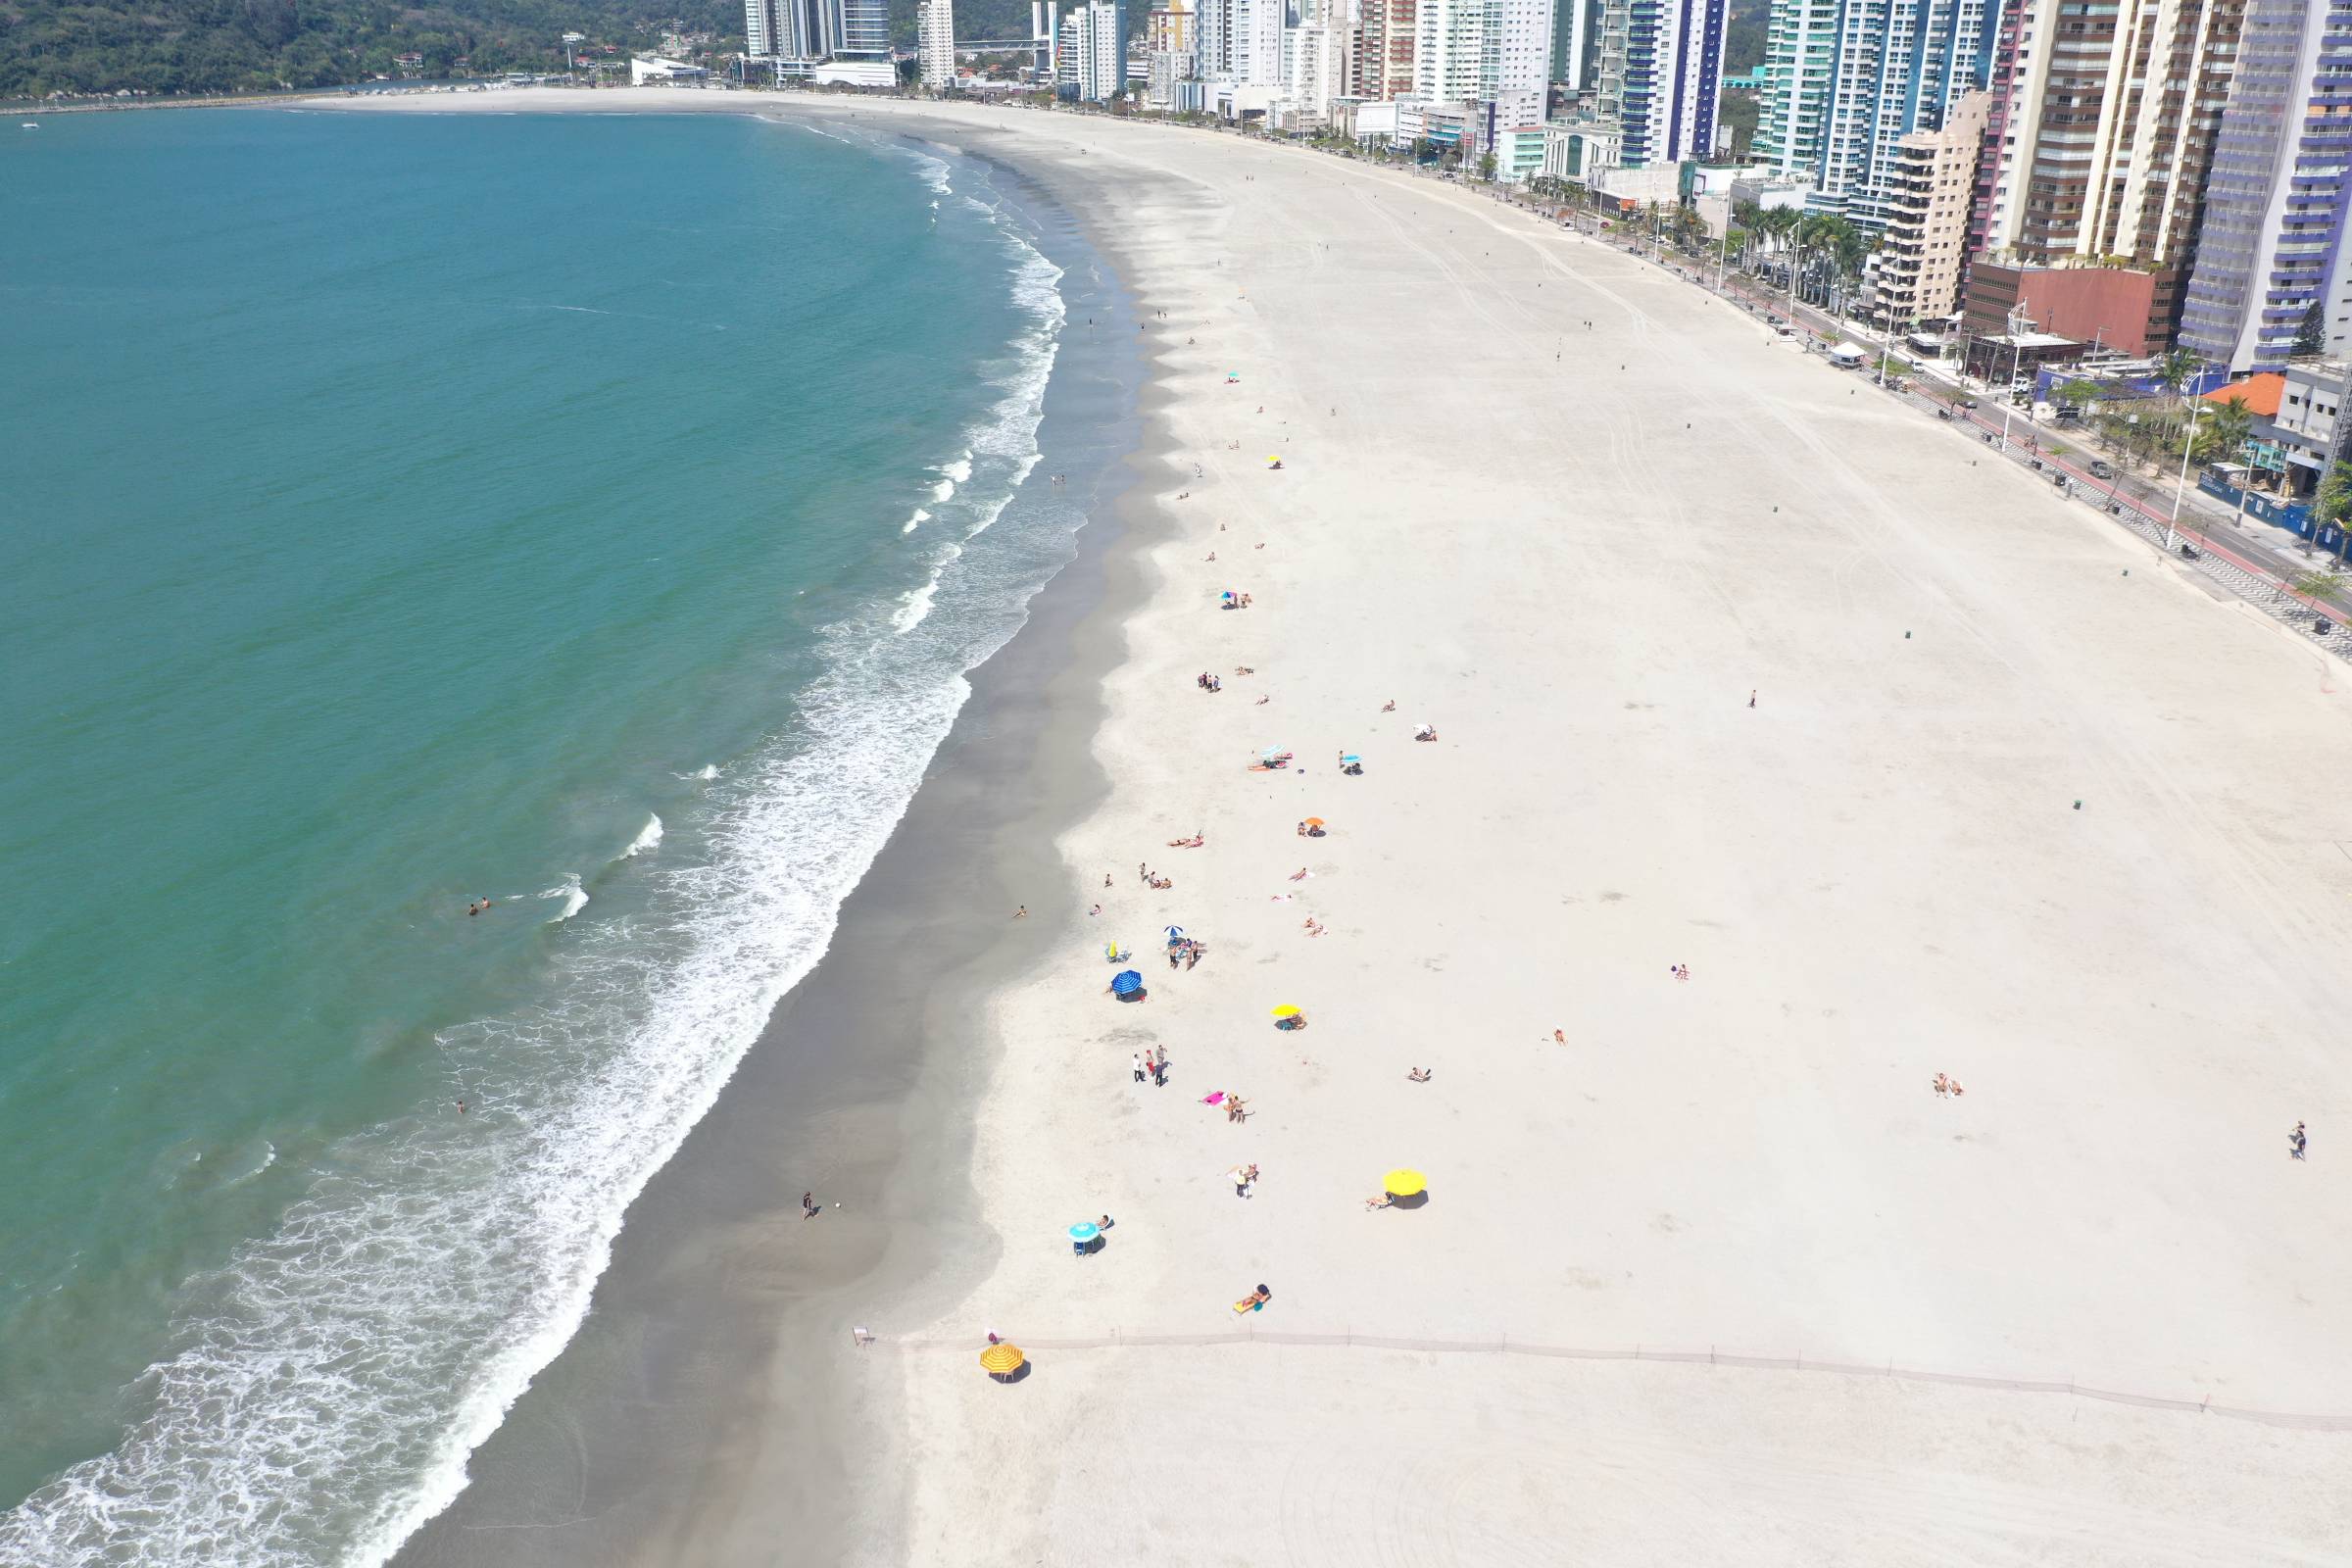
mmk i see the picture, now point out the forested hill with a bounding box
[0,0,740,99]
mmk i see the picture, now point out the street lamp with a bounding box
[2169,403,2213,554]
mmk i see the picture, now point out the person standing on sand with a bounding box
[1133,1053,1147,1084]
[2291,1120,2309,1160]
[1748,689,1757,709]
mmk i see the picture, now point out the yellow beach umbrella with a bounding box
[1383,1168,1427,1198]
[979,1343,1025,1376]
[1270,1004,1301,1018]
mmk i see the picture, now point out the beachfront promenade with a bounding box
[333,90,2352,1565]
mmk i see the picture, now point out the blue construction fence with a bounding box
[2196,470,2337,548]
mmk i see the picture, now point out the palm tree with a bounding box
[2156,348,2201,404]
[2203,395,2254,466]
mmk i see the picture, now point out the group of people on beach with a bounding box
[1133,1049,1170,1087]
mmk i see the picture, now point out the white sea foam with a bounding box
[673,763,720,781]
[618,815,663,859]
[0,140,1072,1568]
[537,875,589,922]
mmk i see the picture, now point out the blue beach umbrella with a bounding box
[1110,969,1145,997]
[1340,753,1361,763]
[1068,1221,1102,1245]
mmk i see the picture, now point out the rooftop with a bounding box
[2202,372,2284,418]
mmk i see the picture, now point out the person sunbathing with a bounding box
[1364,1194,1393,1210]
[1406,1067,1432,1082]
[1289,867,1308,880]
[1382,700,1396,711]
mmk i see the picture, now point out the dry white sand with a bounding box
[327,89,2352,1563]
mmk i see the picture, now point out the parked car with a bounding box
[2088,460,2117,480]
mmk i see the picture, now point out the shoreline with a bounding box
[280,88,2352,1564]
[384,111,1168,1567]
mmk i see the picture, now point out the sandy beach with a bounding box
[334,88,2352,1564]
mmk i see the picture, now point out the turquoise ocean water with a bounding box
[0,107,1077,1562]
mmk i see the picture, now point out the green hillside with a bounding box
[0,0,737,98]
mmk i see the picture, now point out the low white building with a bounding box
[1542,118,1618,184]
[1345,99,1398,146]
[630,55,709,83]
[2278,361,2352,491]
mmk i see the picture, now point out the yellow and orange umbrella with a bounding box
[980,1343,1025,1377]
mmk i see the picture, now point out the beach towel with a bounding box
[1201,1091,1226,1106]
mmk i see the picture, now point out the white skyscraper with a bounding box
[1284,2,1350,118]
[745,0,891,80]
[1057,0,1129,98]
[1413,0,1551,131]
[918,0,956,86]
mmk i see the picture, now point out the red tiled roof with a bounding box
[2202,372,2283,418]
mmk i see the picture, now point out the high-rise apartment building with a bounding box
[745,0,890,79]
[1197,0,1287,83]
[2179,0,2352,371]
[1147,0,1196,55]
[1145,0,1200,104]
[1970,0,2243,274]
[1874,90,1991,328]
[1552,0,1601,90]
[1354,0,1418,97]
[1285,9,1352,117]
[1592,0,1727,168]
[917,0,956,86]
[1057,0,1131,97]
[1754,0,2004,228]
[1414,0,1553,130]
